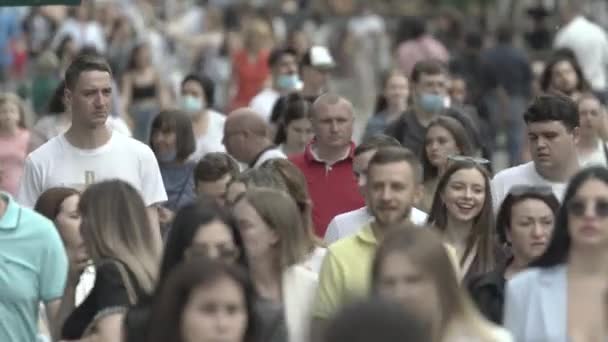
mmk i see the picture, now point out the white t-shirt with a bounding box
[323,206,428,244]
[491,161,568,212]
[249,88,280,122]
[189,110,226,162]
[17,132,167,208]
[578,140,608,167]
[251,146,287,168]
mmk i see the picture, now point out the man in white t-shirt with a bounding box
[223,108,286,168]
[17,54,167,249]
[324,135,427,244]
[249,46,301,121]
[492,94,580,211]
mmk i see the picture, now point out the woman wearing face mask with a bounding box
[364,70,410,139]
[273,93,314,156]
[427,159,502,283]
[468,186,559,324]
[149,110,197,228]
[147,257,256,342]
[576,94,608,167]
[371,227,513,342]
[180,74,227,161]
[504,166,608,342]
[232,188,319,342]
[421,116,474,212]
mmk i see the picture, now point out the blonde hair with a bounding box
[79,180,159,293]
[243,17,273,52]
[240,187,314,270]
[371,226,502,341]
[0,92,29,128]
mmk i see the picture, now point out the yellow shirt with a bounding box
[313,223,461,320]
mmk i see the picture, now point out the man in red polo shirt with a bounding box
[290,93,364,237]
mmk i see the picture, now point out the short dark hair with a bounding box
[368,146,422,183]
[523,94,579,131]
[354,134,401,156]
[48,81,66,114]
[64,53,112,90]
[410,59,447,83]
[273,93,314,145]
[533,166,608,268]
[268,46,298,68]
[496,190,560,245]
[181,73,215,107]
[194,152,240,183]
[149,110,196,162]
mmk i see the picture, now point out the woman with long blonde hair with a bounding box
[61,180,159,341]
[371,227,512,342]
[232,187,318,342]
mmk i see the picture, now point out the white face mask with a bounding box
[181,95,205,114]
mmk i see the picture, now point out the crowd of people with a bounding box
[1,1,608,342]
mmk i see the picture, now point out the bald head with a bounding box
[312,93,354,119]
[226,108,269,138]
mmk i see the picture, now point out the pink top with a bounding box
[396,35,449,77]
[0,128,30,196]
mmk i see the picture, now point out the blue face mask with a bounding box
[181,95,204,114]
[276,74,302,91]
[418,93,445,113]
[157,149,177,163]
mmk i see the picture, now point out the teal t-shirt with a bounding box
[0,193,68,341]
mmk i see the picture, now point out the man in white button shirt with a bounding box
[554,2,608,93]
[324,135,428,244]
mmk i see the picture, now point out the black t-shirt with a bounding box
[62,259,143,340]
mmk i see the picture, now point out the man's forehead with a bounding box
[75,70,112,89]
[527,120,570,133]
[419,73,447,83]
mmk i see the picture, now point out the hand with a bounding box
[158,206,175,225]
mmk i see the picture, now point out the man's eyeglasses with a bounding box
[567,198,608,218]
[508,185,554,197]
[447,155,490,165]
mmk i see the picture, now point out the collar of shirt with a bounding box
[305,140,355,166]
[355,223,378,246]
[249,145,278,168]
[0,192,20,230]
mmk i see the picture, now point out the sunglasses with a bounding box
[447,155,490,165]
[567,198,608,218]
[508,185,553,196]
[185,245,241,262]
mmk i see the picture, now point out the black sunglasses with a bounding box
[567,198,608,218]
[447,155,490,165]
[508,185,554,196]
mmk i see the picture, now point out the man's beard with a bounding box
[374,206,412,227]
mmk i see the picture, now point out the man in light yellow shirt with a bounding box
[312,147,425,335]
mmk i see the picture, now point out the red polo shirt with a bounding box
[289,143,365,237]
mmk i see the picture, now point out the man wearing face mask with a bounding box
[385,60,481,159]
[180,74,227,162]
[249,46,301,122]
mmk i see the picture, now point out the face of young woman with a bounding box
[0,101,20,131]
[185,220,239,263]
[384,74,409,109]
[181,276,248,342]
[578,97,603,139]
[507,198,555,263]
[232,199,278,262]
[425,125,460,171]
[376,251,439,322]
[151,128,177,160]
[441,168,486,223]
[567,178,608,249]
[56,195,88,265]
[284,117,314,153]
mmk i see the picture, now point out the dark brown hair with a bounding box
[34,187,80,221]
[411,59,447,83]
[194,152,240,183]
[149,110,196,162]
[422,116,474,182]
[64,53,112,90]
[274,93,313,145]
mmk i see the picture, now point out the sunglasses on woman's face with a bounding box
[508,185,553,196]
[567,198,608,218]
